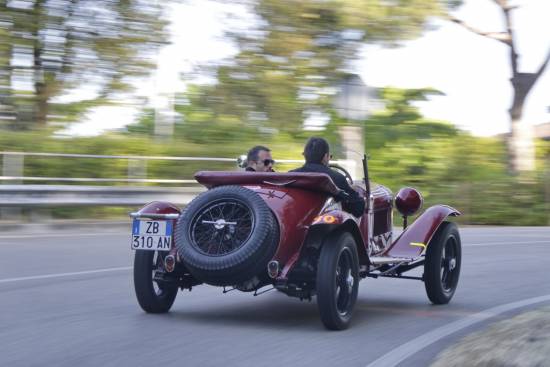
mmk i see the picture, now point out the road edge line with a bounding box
[0,266,131,284]
[365,294,550,367]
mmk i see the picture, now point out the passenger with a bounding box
[291,137,365,217]
[245,145,275,172]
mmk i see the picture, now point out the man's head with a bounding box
[303,137,330,166]
[246,145,274,172]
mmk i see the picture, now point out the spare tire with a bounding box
[175,185,279,286]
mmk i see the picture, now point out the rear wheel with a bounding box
[134,250,178,313]
[424,222,461,304]
[316,232,359,330]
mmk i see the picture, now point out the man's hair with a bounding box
[303,137,329,164]
[247,145,270,163]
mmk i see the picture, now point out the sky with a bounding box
[65,0,550,137]
[359,0,550,136]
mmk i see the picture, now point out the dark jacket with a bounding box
[245,167,275,172]
[291,163,365,217]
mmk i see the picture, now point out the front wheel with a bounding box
[316,232,360,330]
[134,250,178,313]
[424,222,461,304]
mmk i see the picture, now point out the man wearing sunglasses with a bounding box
[245,145,275,172]
[291,137,365,217]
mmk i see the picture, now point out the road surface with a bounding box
[0,225,549,367]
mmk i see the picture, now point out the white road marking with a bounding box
[365,294,550,367]
[0,266,131,284]
[0,232,127,240]
[464,240,549,247]
[462,235,550,240]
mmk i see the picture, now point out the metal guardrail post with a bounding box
[546,155,550,226]
[1,153,24,219]
[128,159,147,183]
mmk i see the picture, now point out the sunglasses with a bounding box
[262,159,275,166]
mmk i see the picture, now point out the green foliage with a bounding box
[3,82,548,225]
[342,87,549,226]
[179,0,448,137]
[0,0,168,129]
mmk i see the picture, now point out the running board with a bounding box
[369,256,414,265]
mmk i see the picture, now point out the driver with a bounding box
[291,137,365,217]
[245,145,275,172]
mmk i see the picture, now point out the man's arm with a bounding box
[332,172,366,217]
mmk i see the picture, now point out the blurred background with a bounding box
[0,0,549,225]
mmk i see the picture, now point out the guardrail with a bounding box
[0,151,355,209]
[0,151,314,184]
[0,185,205,207]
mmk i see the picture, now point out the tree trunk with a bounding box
[33,0,48,127]
[34,76,49,126]
[34,83,49,127]
[508,75,535,174]
[449,3,550,175]
[0,43,13,126]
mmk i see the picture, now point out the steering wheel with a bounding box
[329,164,354,186]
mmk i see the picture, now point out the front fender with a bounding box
[383,205,460,259]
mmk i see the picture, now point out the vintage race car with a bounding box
[130,157,461,330]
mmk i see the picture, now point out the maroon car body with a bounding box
[131,161,462,330]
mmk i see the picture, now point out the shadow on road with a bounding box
[134,292,456,331]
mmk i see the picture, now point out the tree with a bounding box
[361,88,457,150]
[180,0,453,137]
[0,0,167,130]
[448,0,549,174]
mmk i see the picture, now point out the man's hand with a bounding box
[335,190,350,202]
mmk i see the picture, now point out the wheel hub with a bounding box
[346,271,354,293]
[448,258,456,271]
[201,219,238,230]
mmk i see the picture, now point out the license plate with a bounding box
[131,220,173,251]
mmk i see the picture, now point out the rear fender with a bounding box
[278,211,366,280]
[383,205,460,259]
[130,201,182,252]
[133,201,181,218]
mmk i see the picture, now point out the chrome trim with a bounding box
[262,180,296,186]
[367,194,375,255]
[201,219,237,229]
[267,260,280,279]
[129,212,180,220]
[369,256,414,265]
[371,232,392,254]
[320,197,342,213]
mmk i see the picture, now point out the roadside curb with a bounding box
[431,306,550,367]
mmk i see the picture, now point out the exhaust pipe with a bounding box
[164,255,176,273]
[267,260,279,279]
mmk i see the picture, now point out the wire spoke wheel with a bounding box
[191,200,254,256]
[175,185,279,287]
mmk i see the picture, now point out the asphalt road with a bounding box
[1,225,549,367]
